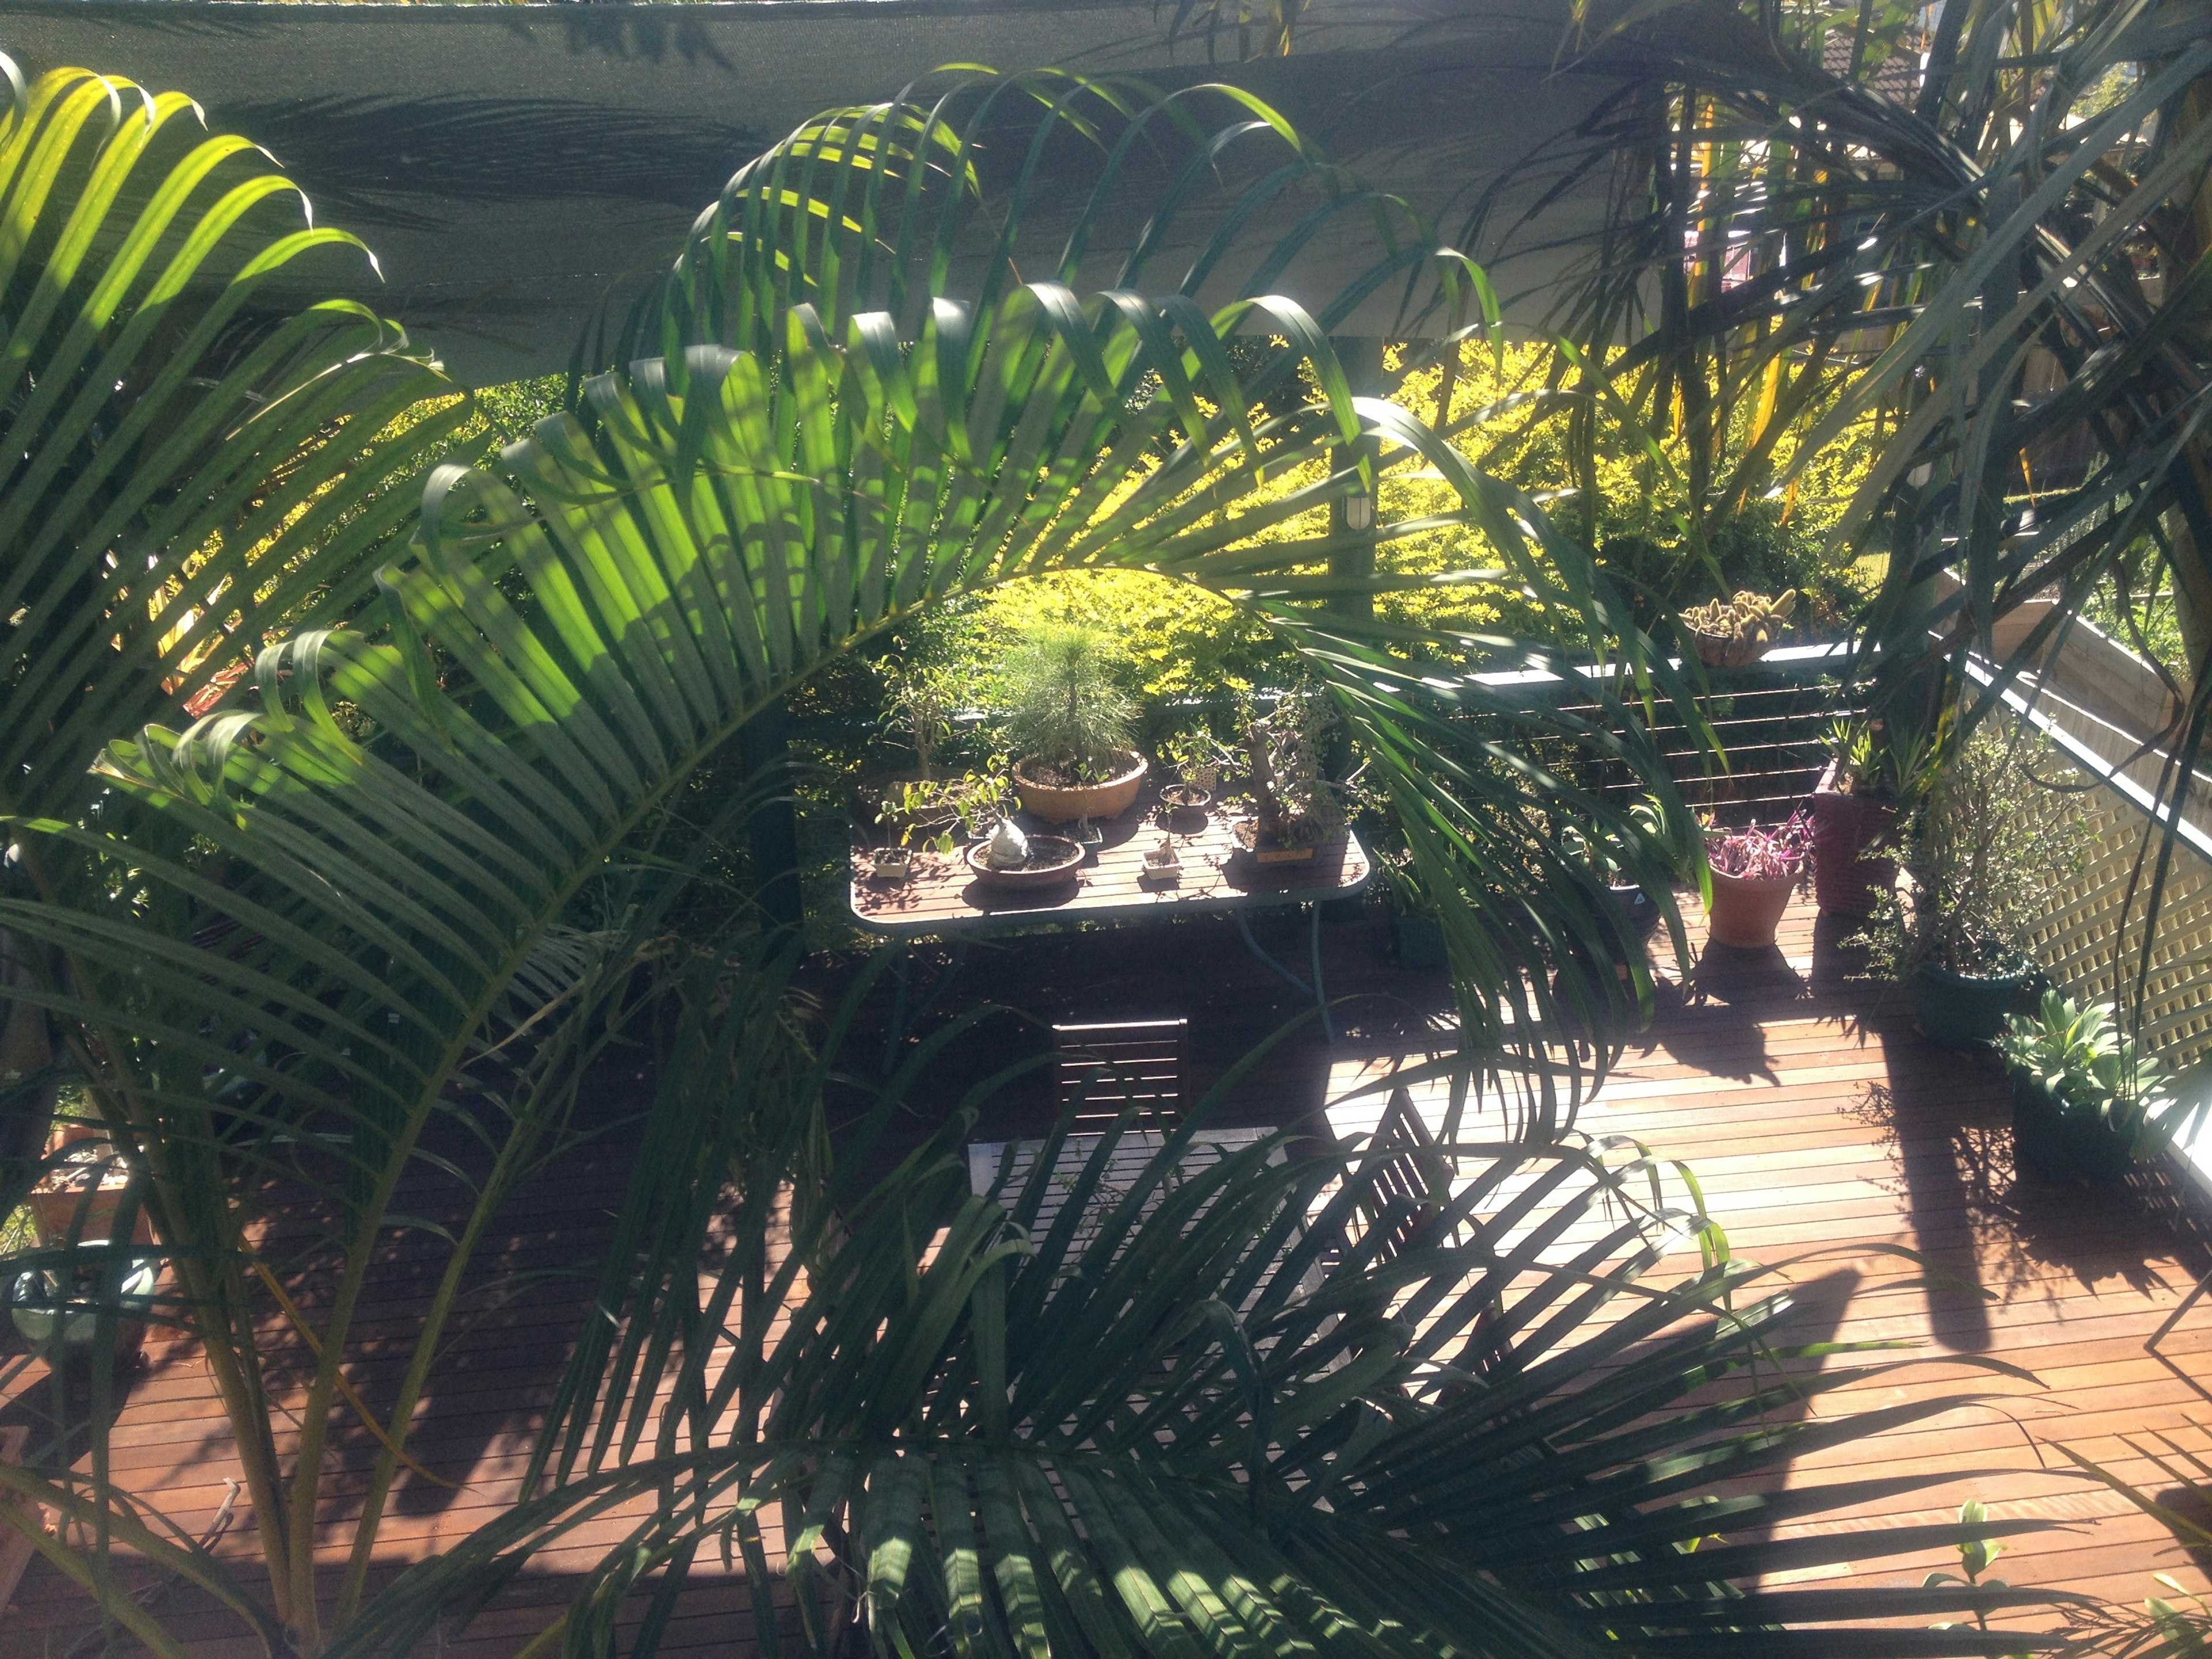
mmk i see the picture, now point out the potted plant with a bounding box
[1855,725,2089,1047]
[1002,627,1147,823]
[1680,589,1796,668]
[875,766,1016,853]
[1140,835,1183,887]
[2001,991,2167,1181]
[1563,798,1668,946]
[1812,713,1941,918]
[1703,811,1811,949]
[1233,686,1343,862]
[1158,729,1224,824]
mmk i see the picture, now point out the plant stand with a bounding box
[1811,762,1896,917]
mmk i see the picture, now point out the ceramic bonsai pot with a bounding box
[1233,820,1317,863]
[2011,1074,2136,1181]
[1159,783,1212,830]
[1811,763,1897,918]
[866,846,912,882]
[963,835,1085,890]
[1012,752,1147,824]
[1913,961,2032,1047]
[1705,869,1793,948]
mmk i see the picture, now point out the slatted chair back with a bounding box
[1353,1086,1454,1263]
[1055,1017,1187,1131]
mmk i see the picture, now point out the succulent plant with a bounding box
[1681,588,1798,649]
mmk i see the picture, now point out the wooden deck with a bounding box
[6,892,2212,1652]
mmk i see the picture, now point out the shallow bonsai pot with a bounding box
[1912,961,2032,1048]
[964,835,1085,890]
[1811,764,1897,918]
[2012,1073,2135,1181]
[1705,868,1794,948]
[866,847,912,882]
[1233,820,1317,863]
[1140,851,1182,887]
[10,1244,156,1358]
[1012,752,1147,824]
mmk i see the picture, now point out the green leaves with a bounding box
[335,1043,2082,1659]
[0,59,480,825]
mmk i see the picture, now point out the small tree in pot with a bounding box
[1856,725,2089,1046]
[1238,685,1343,858]
[1003,626,1146,822]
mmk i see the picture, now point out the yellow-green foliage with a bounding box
[924,568,1287,707]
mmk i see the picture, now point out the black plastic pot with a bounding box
[1608,884,1663,943]
[2011,1074,2136,1181]
[1392,915,1448,969]
[1912,961,2032,1048]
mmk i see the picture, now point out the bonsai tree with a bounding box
[1002,626,1137,786]
[1244,684,1343,849]
[877,658,964,777]
[1858,726,2090,980]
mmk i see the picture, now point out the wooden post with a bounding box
[1327,336,1384,781]
[737,699,805,938]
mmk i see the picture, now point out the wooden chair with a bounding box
[1055,1017,1187,1130]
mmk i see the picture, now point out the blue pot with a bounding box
[1912,962,2031,1048]
[2012,1074,2135,1182]
[1393,914,1448,969]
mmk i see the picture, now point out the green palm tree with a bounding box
[1464,0,2212,987]
[0,52,2079,1659]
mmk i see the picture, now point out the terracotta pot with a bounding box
[1689,628,1763,669]
[1012,752,1147,824]
[1811,764,1897,918]
[1705,868,1794,948]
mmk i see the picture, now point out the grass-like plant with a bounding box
[1002,627,1139,787]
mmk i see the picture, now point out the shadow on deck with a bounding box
[7,892,2212,1652]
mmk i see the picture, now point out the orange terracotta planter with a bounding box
[1012,752,1147,824]
[1705,868,1795,948]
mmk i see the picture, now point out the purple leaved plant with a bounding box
[1707,810,1813,881]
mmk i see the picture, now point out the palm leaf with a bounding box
[329,1027,2086,1659]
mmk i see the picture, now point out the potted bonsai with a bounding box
[1002,627,1147,824]
[1703,811,1812,949]
[1232,687,1343,862]
[1856,725,2088,1047]
[1680,589,1796,668]
[1812,713,1941,918]
[1158,729,1224,823]
[2001,991,2168,1181]
[874,765,1015,856]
